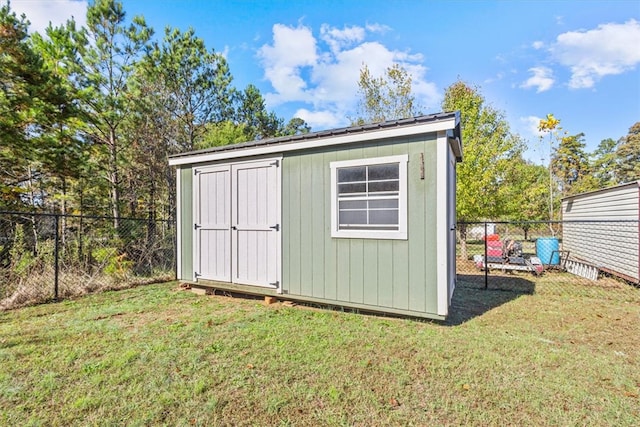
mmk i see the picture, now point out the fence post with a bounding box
[54,214,60,300]
[484,221,488,290]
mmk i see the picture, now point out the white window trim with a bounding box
[330,154,408,240]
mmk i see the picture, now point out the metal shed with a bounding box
[561,181,640,284]
[169,112,462,319]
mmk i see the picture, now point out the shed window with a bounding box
[330,155,408,239]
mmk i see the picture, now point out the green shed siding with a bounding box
[281,135,439,315]
[179,166,194,280]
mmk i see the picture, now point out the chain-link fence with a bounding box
[456,220,640,302]
[3,212,638,310]
[0,211,176,310]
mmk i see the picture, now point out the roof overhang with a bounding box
[561,180,640,201]
[169,113,460,167]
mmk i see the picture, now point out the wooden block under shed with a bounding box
[264,296,277,305]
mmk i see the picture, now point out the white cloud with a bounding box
[484,72,505,84]
[520,66,555,92]
[257,24,318,104]
[521,115,545,138]
[532,41,544,50]
[258,23,439,129]
[551,19,640,89]
[294,108,343,129]
[403,63,438,109]
[320,24,365,54]
[365,23,391,34]
[10,0,88,35]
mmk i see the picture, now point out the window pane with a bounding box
[331,156,406,237]
[338,166,366,183]
[338,183,366,194]
[368,163,399,180]
[339,210,367,225]
[339,200,367,210]
[369,209,399,225]
[368,181,399,193]
[369,199,398,209]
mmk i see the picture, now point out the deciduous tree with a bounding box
[499,159,548,239]
[353,63,420,125]
[442,80,523,258]
[537,113,562,229]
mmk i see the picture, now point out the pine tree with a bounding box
[615,122,640,183]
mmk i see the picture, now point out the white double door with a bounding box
[194,159,280,289]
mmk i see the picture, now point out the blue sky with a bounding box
[12,0,640,163]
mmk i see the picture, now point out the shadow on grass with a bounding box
[445,274,535,326]
[191,275,537,326]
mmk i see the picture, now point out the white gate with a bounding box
[194,159,281,290]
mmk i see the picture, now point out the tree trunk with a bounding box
[108,129,120,231]
[458,223,468,261]
[77,188,84,265]
[26,165,38,256]
[61,176,67,248]
[167,167,176,223]
[548,155,556,236]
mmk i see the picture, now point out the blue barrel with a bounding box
[536,237,560,265]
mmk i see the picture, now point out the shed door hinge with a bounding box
[194,169,200,175]
[194,272,201,279]
[270,160,279,167]
[269,281,279,287]
[194,223,201,230]
[269,224,280,231]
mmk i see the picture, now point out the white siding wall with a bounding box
[562,182,640,283]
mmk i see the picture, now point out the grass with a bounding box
[457,257,640,303]
[1,282,639,426]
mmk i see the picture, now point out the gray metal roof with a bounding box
[561,180,640,201]
[168,111,460,160]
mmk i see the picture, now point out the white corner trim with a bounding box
[275,157,283,294]
[176,168,182,280]
[436,131,449,316]
[169,119,456,166]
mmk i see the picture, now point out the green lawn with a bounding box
[1,282,639,426]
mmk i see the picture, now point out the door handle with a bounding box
[231,226,237,230]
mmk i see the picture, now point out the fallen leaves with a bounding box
[389,397,401,408]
